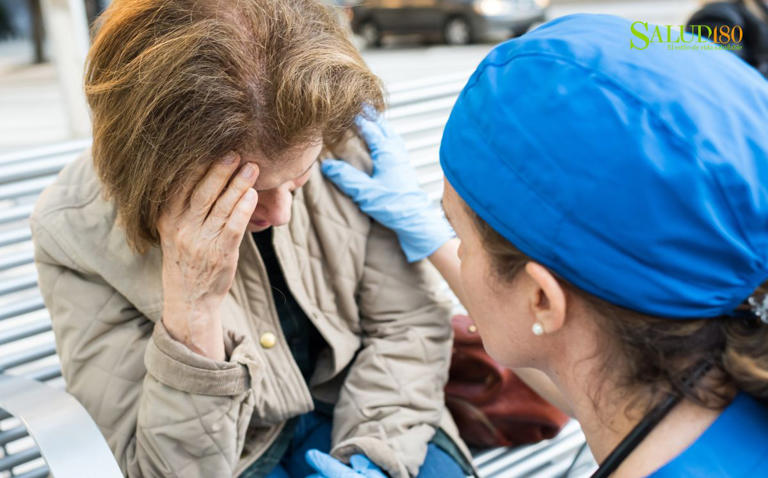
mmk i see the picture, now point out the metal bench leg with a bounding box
[0,375,122,478]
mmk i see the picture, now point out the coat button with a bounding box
[260,332,277,349]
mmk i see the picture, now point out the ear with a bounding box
[524,262,567,334]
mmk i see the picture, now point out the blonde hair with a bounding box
[85,0,384,252]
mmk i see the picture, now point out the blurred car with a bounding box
[350,0,549,47]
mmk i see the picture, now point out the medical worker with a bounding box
[308,13,768,478]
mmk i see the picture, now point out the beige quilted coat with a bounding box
[30,135,472,478]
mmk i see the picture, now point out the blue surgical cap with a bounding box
[440,14,768,319]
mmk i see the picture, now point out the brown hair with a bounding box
[471,209,768,411]
[85,0,384,252]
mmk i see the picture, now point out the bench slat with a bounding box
[393,115,447,138]
[0,343,57,372]
[0,229,33,248]
[405,135,443,156]
[0,424,27,446]
[485,431,588,477]
[385,71,470,94]
[0,175,57,202]
[0,249,34,272]
[387,96,456,121]
[14,465,51,478]
[0,204,33,226]
[0,139,91,166]
[0,318,50,346]
[0,296,45,322]
[0,274,38,297]
[0,156,75,186]
[389,80,466,107]
[0,446,41,472]
[23,363,62,383]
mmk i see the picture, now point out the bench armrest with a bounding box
[0,374,123,478]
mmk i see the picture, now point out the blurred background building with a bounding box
[0,1,713,154]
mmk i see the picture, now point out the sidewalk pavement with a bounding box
[0,39,71,154]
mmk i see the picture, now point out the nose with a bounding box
[254,187,293,227]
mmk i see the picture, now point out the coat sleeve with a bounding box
[330,221,455,478]
[31,220,260,478]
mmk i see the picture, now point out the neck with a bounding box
[546,362,726,477]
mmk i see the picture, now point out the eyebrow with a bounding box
[255,159,318,192]
[300,159,319,177]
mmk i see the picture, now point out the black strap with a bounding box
[590,393,681,478]
[590,362,712,478]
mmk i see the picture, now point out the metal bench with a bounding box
[0,75,595,478]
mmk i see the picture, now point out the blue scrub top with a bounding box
[650,393,768,477]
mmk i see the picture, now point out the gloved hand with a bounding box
[305,449,388,478]
[321,113,454,262]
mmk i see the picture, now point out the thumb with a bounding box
[350,455,387,478]
[305,449,356,478]
[321,159,375,198]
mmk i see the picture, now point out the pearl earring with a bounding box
[532,322,545,336]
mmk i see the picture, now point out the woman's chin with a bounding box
[247,220,271,233]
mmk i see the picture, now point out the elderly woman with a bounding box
[322,14,768,477]
[30,1,473,477]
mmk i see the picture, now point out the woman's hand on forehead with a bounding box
[156,152,260,361]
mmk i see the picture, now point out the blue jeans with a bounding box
[262,411,465,478]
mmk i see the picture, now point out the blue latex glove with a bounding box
[305,449,388,478]
[321,113,454,262]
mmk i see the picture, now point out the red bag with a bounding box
[445,315,570,448]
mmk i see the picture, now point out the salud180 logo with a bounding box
[630,21,744,51]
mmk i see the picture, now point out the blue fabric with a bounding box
[650,393,768,477]
[440,13,768,318]
[263,412,466,478]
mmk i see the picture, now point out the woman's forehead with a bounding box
[243,142,322,191]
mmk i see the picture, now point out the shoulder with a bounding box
[30,150,128,272]
[301,131,373,236]
[33,149,106,219]
[651,393,768,477]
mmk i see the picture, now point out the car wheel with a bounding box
[443,16,472,45]
[359,20,382,48]
[519,21,545,36]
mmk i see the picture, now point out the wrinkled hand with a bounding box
[157,153,259,360]
[305,450,387,478]
[321,113,454,262]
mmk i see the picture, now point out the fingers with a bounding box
[305,450,356,478]
[207,162,259,226]
[360,103,380,121]
[355,114,387,155]
[350,455,387,478]
[219,187,258,251]
[321,159,374,197]
[188,152,241,221]
[355,113,405,174]
[356,106,398,139]
[159,152,239,235]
